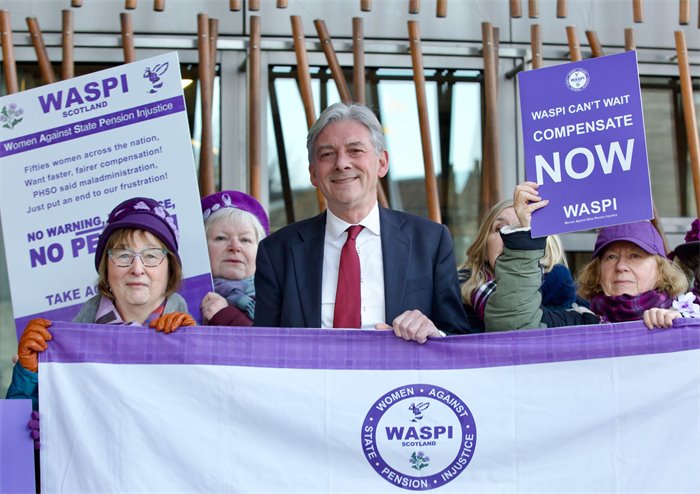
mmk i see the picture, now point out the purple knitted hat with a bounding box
[201,190,269,235]
[94,197,180,270]
[672,218,699,267]
[592,221,666,259]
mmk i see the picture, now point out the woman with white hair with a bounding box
[200,191,269,326]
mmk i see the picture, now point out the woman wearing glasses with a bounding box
[7,196,195,408]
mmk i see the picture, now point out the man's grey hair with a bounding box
[306,102,386,162]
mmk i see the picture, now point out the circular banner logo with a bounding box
[565,67,590,91]
[361,384,477,490]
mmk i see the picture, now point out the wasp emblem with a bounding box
[143,62,169,93]
[408,402,430,422]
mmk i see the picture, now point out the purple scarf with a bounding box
[590,290,673,323]
[213,276,256,320]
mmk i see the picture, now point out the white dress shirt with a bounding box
[321,204,386,329]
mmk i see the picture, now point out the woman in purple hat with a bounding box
[200,190,269,326]
[672,218,699,304]
[7,197,196,408]
[483,182,696,332]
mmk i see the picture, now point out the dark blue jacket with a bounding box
[254,207,473,335]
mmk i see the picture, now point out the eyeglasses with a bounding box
[108,248,169,267]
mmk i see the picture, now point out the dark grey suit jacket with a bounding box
[254,207,472,335]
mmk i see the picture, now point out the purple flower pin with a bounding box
[673,292,700,319]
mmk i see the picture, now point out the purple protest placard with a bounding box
[518,51,653,237]
[0,399,36,494]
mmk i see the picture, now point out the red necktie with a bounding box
[333,225,364,328]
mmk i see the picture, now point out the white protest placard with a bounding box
[0,52,212,335]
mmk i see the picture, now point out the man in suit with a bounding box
[254,102,472,342]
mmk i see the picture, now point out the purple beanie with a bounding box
[201,190,269,235]
[672,218,699,266]
[94,197,180,270]
[592,221,666,259]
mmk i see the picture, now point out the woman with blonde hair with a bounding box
[458,199,581,331]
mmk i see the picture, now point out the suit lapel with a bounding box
[380,208,410,323]
[291,213,326,327]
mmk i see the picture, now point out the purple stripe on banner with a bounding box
[41,319,700,370]
[0,96,185,157]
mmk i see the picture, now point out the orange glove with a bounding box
[17,318,53,373]
[149,312,196,334]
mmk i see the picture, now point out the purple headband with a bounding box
[201,190,269,235]
[592,221,666,259]
[94,197,180,270]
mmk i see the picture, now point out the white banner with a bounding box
[39,320,700,493]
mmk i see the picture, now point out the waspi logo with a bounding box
[566,67,590,91]
[361,384,477,490]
